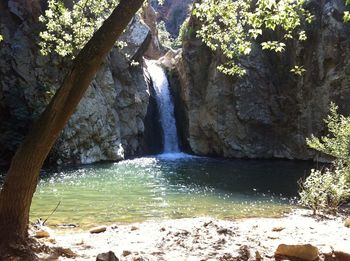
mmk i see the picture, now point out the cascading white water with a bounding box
[146,60,180,153]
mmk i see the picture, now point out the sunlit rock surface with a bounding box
[141,3,167,59]
[0,1,159,166]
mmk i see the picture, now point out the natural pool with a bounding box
[30,154,314,228]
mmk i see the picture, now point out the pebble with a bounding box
[131,226,138,231]
[89,226,107,234]
[34,230,50,238]
[122,250,132,257]
[272,227,285,232]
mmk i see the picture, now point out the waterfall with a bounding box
[146,60,180,153]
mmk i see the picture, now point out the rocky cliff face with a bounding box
[141,3,166,59]
[151,0,193,38]
[170,0,350,160]
[0,0,161,167]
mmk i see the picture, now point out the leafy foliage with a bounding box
[171,18,191,48]
[290,65,306,76]
[157,21,174,48]
[306,103,350,162]
[344,0,350,22]
[193,0,313,76]
[39,0,120,58]
[299,103,350,214]
[299,168,350,214]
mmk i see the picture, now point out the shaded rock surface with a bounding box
[150,0,194,38]
[170,0,350,160]
[0,0,162,167]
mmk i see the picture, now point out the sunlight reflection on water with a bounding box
[30,156,313,228]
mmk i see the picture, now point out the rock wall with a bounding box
[141,3,166,59]
[0,0,162,167]
[170,0,350,160]
[150,0,193,38]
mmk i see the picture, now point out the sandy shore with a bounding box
[36,210,350,260]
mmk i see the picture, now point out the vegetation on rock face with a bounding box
[157,18,190,49]
[175,17,191,46]
[299,103,350,214]
[192,0,313,76]
[157,20,174,48]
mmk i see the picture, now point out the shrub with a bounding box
[299,167,350,214]
[299,102,350,214]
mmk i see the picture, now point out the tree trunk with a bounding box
[0,0,144,257]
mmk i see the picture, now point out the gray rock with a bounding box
[89,226,107,234]
[0,4,158,166]
[96,251,119,261]
[169,0,350,160]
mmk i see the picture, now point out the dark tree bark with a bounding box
[0,0,144,258]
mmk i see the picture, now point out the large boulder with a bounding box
[275,244,319,261]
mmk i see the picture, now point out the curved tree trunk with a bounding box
[0,0,144,258]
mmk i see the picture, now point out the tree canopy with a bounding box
[39,0,121,58]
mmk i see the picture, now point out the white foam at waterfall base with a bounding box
[146,60,181,154]
[156,152,196,160]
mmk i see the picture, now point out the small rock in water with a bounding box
[344,218,350,228]
[96,251,119,261]
[34,230,50,238]
[90,226,107,234]
[275,244,319,261]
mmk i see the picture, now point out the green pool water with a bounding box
[30,154,313,228]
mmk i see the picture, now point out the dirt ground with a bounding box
[35,209,350,260]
